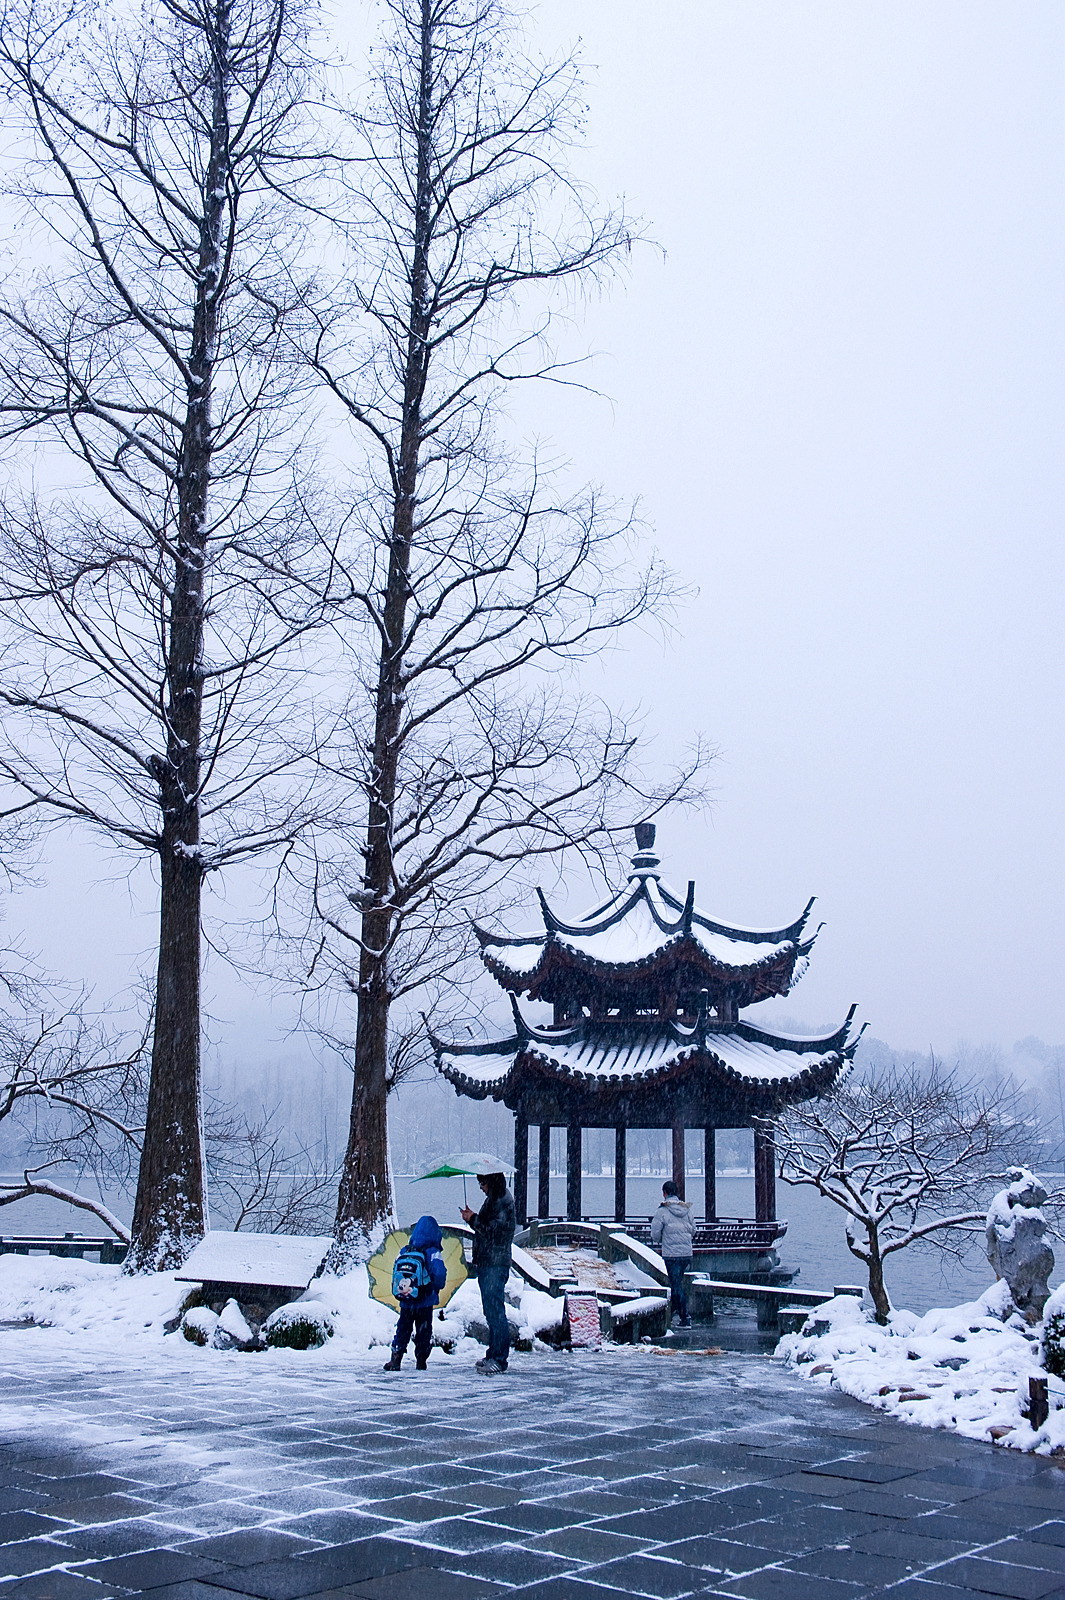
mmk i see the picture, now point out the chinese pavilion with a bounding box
[431,824,861,1247]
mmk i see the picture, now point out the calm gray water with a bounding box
[3,1170,1054,1316]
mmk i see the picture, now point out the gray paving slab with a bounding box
[1,1340,1065,1597]
[929,1555,1065,1598]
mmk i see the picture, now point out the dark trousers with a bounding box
[392,1302,434,1364]
[665,1257,691,1323]
[478,1263,511,1366]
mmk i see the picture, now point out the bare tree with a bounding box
[205,1106,337,1234]
[304,0,706,1267]
[0,0,340,1268]
[0,1003,148,1240]
[775,1065,1029,1322]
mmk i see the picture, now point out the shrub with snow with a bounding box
[0,1253,183,1339]
[181,1306,219,1346]
[263,1302,333,1350]
[213,1298,257,1350]
[1041,1285,1065,1377]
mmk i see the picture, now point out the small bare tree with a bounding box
[304,0,706,1269]
[0,1015,338,1242]
[205,1106,337,1234]
[0,1004,148,1241]
[0,0,340,1268]
[775,1065,1029,1322]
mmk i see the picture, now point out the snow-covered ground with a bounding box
[8,1250,1065,1462]
[0,1251,567,1371]
[779,1282,1065,1455]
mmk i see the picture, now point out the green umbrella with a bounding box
[415,1151,514,1207]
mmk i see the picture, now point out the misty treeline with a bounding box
[5,1024,1062,1241]
[0,0,705,1267]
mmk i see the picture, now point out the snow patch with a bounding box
[778,1285,1065,1452]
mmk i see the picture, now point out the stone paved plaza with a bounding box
[1,1340,1065,1598]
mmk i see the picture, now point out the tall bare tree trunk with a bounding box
[329,0,434,1265]
[128,2,229,1269]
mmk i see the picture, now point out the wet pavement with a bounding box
[1,1338,1064,1597]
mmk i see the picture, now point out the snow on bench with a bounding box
[176,1231,332,1291]
[609,1293,669,1323]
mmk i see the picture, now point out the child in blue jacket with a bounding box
[383,1214,448,1371]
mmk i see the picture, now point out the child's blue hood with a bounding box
[410,1214,443,1249]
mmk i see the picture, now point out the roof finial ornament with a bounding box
[630,820,660,876]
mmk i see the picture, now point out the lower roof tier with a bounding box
[431,1007,861,1120]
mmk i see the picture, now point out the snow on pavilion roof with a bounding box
[473,842,816,997]
[432,1004,860,1103]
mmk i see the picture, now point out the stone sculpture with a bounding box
[985,1167,1055,1320]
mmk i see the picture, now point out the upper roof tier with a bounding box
[473,825,817,1012]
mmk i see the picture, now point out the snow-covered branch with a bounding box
[777,1063,1030,1322]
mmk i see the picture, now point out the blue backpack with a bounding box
[392,1244,432,1301]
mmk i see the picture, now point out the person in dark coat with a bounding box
[461,1171,515,1374]
[383,1214,448,1372]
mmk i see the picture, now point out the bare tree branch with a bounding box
[775,1062,1031,1322]
[296,0,709,1269]
[0,0,344,1269]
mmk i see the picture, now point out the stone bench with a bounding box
[0,1234,128,1265]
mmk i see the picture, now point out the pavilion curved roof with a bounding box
[431,1001,860,1106]
[473,865,816,1003]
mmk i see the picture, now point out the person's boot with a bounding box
[415,1358,428,1370]
[383,1352,403,1371]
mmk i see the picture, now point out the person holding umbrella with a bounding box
[461,1167,516,1375]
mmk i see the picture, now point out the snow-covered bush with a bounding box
[213,1298,256,1350]
[181,1306,219,1346]
[263,1302,333,1350]
[776,1067,1028,1323]
[1041,1285,1065,1377]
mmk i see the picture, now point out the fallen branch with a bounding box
[0,1172,131,1243]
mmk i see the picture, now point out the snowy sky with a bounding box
[9,1,1065,1063]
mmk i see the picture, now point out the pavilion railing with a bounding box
[527,1216,787,1251]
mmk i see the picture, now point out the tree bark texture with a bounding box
[857,1227,891,1324]
[128,3,229,1270]
[330,0,434,1266]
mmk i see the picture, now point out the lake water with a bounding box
[398,1171,1046,1315]
[3,1169,1055,1317]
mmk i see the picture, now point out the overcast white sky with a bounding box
[521,0,1065,1054]
[11,1,1065,1062]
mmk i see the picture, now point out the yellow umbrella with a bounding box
[366,1227,468,1311]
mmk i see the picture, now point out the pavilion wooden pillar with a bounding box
[566,1122,582,1220]
[537,1124,552,1219]
[513,1108,528,1226]
[672,1119,686,1199]
[614,1126,627,1223]
[753,1122,777,1223]
[704,1127,717,1221]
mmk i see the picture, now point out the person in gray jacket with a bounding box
[650,1181,694,1328]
